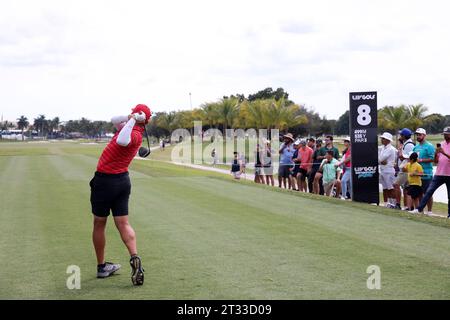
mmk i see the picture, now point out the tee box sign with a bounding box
[349,92,379,205]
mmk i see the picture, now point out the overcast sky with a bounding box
[1,0,449,122]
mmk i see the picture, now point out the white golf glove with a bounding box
[133,111,146,122]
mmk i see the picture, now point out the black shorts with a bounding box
[292,165,301,177]
[89,171,131,217]
[298,168,308,181]
[407,185,423,199]
[278,164,292,178]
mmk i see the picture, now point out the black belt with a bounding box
[95,171,129,178]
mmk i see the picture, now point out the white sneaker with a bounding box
[408,209,419,214]
[426,211,433,216]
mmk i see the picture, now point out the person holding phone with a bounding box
[410,127,450,217]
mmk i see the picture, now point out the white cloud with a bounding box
[1,0,449,122]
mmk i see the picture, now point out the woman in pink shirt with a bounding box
[412,127,450,217]
[339,138,352,200]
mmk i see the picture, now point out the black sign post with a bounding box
[349,92,379,205]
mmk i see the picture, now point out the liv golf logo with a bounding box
[354,166,377,179]
[349,91,379,204]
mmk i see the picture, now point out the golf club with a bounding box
[138,125,151,158]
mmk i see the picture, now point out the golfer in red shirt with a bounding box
[89,104,151,285]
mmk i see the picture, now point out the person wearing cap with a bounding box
[410,127,450,217]
[378,132,398,208]
[412,128,435,214]
[90,104,151,285]
[297,139,313,192]
[278,133,295,189]
[402,152,424,211]
[338,137,352,200]
[394,128,415,210]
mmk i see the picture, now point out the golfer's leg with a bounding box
[93,216,108,265]
[114,216,137,256]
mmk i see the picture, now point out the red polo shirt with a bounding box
[96,126,144,174]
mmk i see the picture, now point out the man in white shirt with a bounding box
[378,132,398,208]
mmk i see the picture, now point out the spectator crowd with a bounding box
[231,127,450,218]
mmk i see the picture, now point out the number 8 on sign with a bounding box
[357,105,372,126]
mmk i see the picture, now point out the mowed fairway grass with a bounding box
[1,141,450,300]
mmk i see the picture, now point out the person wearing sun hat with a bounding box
[378,132,398,208]
[278,133,295,189]
[410,126,450,217]
[412,128,435,215]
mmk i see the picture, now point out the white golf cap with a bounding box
[380,132,393,142]
[415,128,427,135]
[294,139,301,146]
[343,137,351,142]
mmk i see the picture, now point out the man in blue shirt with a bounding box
[413,128,435,215]
[278,133,295,189]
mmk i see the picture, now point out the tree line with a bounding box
[3,88,449,140]
[3,115,114,140]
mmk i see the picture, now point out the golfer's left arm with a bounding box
[111,115,129,130]
[116,116,137,147]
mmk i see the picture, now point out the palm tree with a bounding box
[406,104,428,131]
[215,97,240,136]
[241,99,269,129]
[49,117,60,137]
[16,116,29,141]
[200,103,219,129]
[264,98,307,133]
[378,105,408,136]
[157,111,179,133]
[33,115,47,137]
